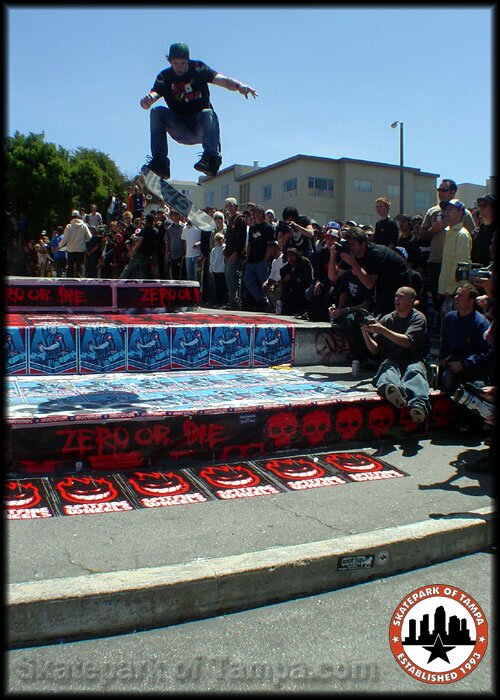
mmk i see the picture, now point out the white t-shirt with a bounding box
[181,224,201,258]
[210,244,226,273]
[269,254,286,282]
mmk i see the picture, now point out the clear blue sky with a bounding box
[7,6,493,186]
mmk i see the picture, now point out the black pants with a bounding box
[67,252,85,278]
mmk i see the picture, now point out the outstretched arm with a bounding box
[140,91,161,109]
[212,73,258,99]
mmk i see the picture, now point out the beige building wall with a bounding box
[456,182,487,209]
[197,155,439,225]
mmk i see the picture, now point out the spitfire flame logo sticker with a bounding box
[4,480,42,509]
[55,476,118,503]
[265,458,326,480]
[199,465,261,489]
[325,452,383,473]
[129,471,190,496]
[390,585,488,684]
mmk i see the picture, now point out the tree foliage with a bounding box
[5,131,129,240]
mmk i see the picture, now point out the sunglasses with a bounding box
[437,188,451,193]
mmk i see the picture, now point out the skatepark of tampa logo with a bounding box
[389,584,488,684]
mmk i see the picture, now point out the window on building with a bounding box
[387,184,400,197]
[239,182,250,208]
[221,184,229,200]
[354,179,373,193]
[263,184,272,201]
[414,191,432,210]
[308,177,334,197]
[283,178,297,199]
[204,191,215,207]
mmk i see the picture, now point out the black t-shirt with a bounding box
[277,215,313,257]
[152,60,217,114]
[374,217,399,247]
[358,242,411,290]
[247,221,275,263]
[471,223,495,266]
[377,308,427,363]
[336,270,374,306]
[397,235,423,269]
[137,225,158,257]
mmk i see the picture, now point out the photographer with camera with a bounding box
[336,227,412,316]
[360,286,430,422]
[328,268,375,368]
[276,206,315,260]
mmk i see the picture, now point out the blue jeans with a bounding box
[374,358,430,413]
[150,107,221,161]
[244,261,269,304]
[185,256,200,282]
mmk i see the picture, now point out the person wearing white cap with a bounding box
[58,210,92,278]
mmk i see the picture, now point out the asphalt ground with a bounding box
[7,551,494,693]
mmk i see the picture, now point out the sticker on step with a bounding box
[338,554,375,570]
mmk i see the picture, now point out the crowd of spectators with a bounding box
[6,180,496,465]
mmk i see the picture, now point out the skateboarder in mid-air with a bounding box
[141,42,258,179]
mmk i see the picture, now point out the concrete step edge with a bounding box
[7,506,495,647]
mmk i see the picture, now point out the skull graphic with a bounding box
[335,406,364,441]
[302,410,331,446]
[431,396,454,429]
[266,412,299,449]
[368,404,395,438]
[399,406,420,434]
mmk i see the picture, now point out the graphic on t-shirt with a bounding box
[172,81,201,104]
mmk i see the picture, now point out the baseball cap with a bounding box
[325,221,340,230]
[477,193,496,206]
[395,246,409,259]
[442,199,465,212]
[323,228,340,238]
[345,220,358,227]
[71,210,80,218]
[286,247,299,254]
[168,42,190,60]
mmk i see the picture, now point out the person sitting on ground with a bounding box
[438,282,491,433]
[361,286,430,423]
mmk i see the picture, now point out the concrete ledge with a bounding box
[7,506,495,648]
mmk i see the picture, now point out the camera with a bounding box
[353,308,378,325]
[455,262,493,282]
[334,239,351,255]
[278,220,296,234]
[452,382,495,422]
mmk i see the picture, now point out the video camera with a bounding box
[455,262,493,283]
[452,382,495,422]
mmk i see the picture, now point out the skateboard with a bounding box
[141,166,215,231]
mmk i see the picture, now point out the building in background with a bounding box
[196,154,441,225]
